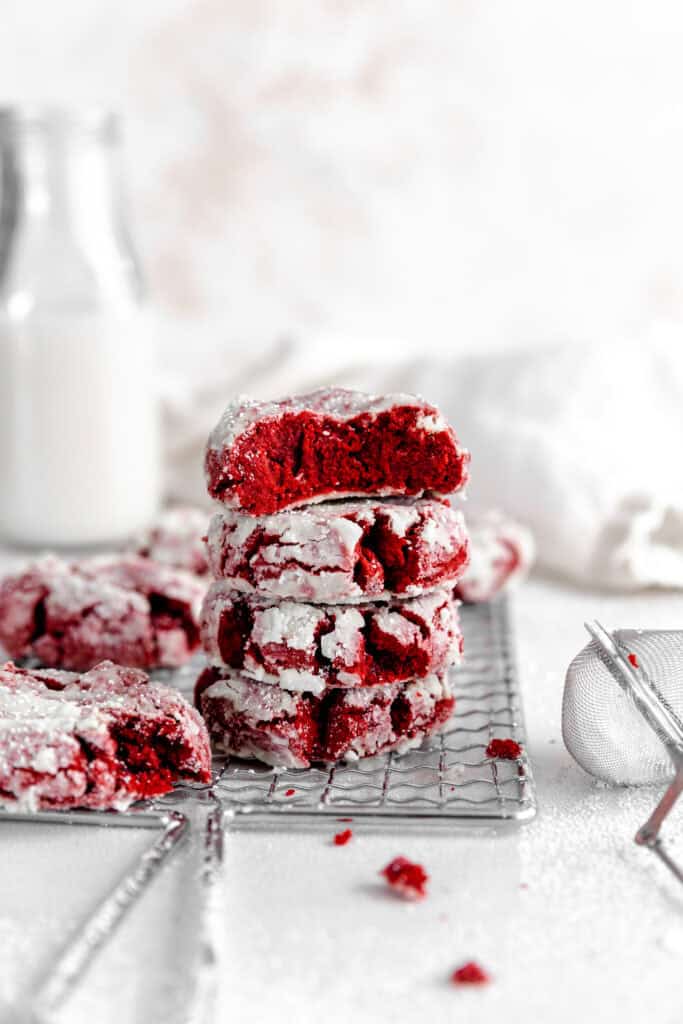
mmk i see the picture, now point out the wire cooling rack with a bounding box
[183,597,536,830]
[10,596,533,1019]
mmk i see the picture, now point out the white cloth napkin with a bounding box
[162,332,683,590]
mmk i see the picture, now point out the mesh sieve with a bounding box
[563,628,683,786]
[563,621,683,886]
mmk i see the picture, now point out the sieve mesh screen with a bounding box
[563,629,683,786]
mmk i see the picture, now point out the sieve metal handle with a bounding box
[634,769,683,885]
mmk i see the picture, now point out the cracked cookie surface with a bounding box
[195,667,454,769]
[0,660,211,811]
[207,497,469,603]
[200,584,462,693]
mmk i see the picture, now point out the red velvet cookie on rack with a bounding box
[206,497,469,603]
[0,660,211,811]
[200,584,463,692]
[134,505,210,577]
[195,667,454,769]
[0,555,204,672]
[205,387,470,514]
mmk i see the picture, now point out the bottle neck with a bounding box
[0,111,144,310]
[7,121,120,231]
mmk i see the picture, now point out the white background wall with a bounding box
[3,1,683,360]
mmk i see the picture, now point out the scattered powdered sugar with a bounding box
[658,924,683,955]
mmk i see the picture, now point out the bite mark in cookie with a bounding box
[205,388,469,514]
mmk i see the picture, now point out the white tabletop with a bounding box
[1,562,682,1024]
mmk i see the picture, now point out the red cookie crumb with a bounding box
[486,738,522,760]
[627,652,639,669]
[334,829,353,846]
[284,788,296,796]
[451,961,490,985]
[381,856,428,900]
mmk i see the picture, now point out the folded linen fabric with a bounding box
[161,332,683,589]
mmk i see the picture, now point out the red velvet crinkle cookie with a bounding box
[195,667,455,769]
[0,555,204,672]
[205,388,470,514]
[0,660,211,811]
[200,584,463,692]
[206,497,469,603]
[454,511,534,604]
[134,505,210,577]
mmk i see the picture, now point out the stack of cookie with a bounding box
[195,388,471,769]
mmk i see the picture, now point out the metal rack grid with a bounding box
[203,597,536,829]
[10,597,533,1017]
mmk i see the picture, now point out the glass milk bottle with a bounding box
[0,107,161,546]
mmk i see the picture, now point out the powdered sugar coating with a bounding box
[0,555,204,672]
[207,498,469,602]
[207,388,432,454]
[455,511,535,603]
[134,505,210,577]
[0,660,211,811]
[205,387,469,514]
[195,667,454,769]
[200,584,463,693]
